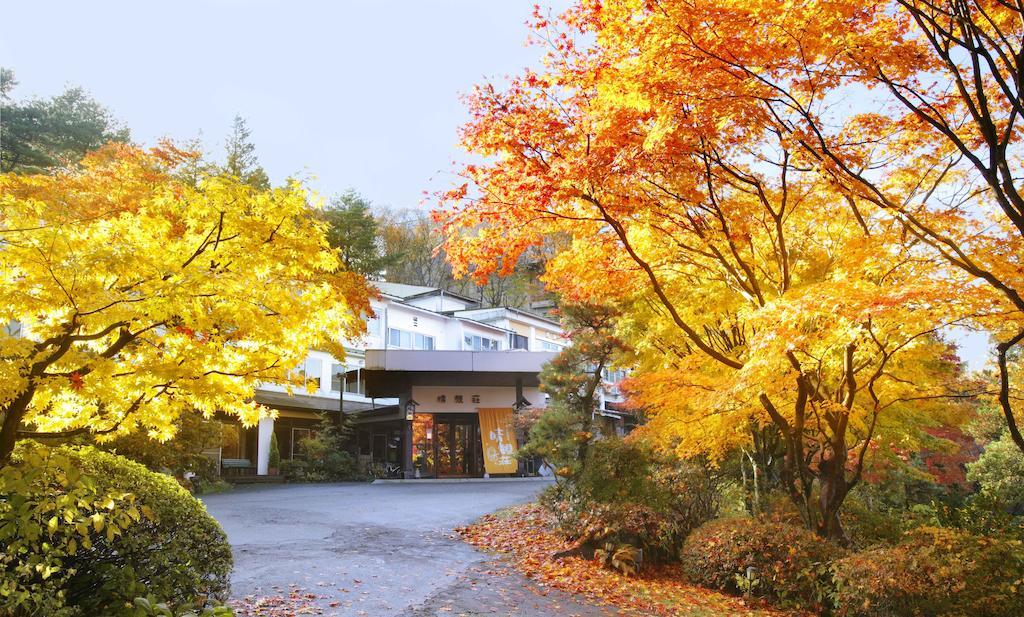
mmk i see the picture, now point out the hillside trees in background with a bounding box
[0,144,371,465]
[438,1,981,541]
[0,69,130,173]
[377,208,548,308]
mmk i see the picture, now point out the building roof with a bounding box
[372,281,437,298]
[372,281,480,306]
[452,306,563,329]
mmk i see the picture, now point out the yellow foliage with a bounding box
[0,144,370,460]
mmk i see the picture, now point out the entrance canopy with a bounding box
[363,350,556,398]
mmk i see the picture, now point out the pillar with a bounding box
[256,416,274,476]
[400,392,415,479]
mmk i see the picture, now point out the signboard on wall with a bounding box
[478,408,518,474]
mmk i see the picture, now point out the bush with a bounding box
[1,444,232,616]
[680,517,838,607]
[1,444,140,616]
[102,412,223,488]
[830,526,1024,617]
[291,416,361,482]
[543,438,720,562]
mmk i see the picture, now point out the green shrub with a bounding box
[1,444,232,616]
[131,595,234,616]
[1,444,140,616]
[830,526,1024,617]
[679,517,838,607]
[102,412,223,486]
[269,432,281,470]
[544,438,721,562]
[293,417,360,482]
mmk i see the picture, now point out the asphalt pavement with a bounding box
[202,480,617,616]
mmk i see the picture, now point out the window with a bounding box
[330,363,344,391]
[510,333,529,350]
[605,369,628,384]
[464,334,500,351]
[345,369,364,395]
[366,316,382,337]
[387,328,435,350]
[298,357,322,389]
[540,340,564,352]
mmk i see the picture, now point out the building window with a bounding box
[464,334,500,351]
[605,368,628,384]
[345,369,364,395]
[298,357,322,390]
[540,340,563,352]
[388,328,435,350]
[330,363,344,391]
[367,316,382,337]
[510,333,529,350]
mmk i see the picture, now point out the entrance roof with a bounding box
[363,349,557,398]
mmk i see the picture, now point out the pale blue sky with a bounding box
[1,0,992,370]
[1,0,567,210]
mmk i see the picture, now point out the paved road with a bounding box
[202,480,616,616]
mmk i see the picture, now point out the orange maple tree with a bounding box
[437,1,989,540]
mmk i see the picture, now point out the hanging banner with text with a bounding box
[478,408,518,475]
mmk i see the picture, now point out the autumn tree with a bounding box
[555,0,1024,454]
[0,70,130,173]
[0,144,370,465]
[438,3,978,541]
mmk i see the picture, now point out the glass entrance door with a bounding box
[435,418,483,477]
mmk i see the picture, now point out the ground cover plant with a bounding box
[457,503,797,617]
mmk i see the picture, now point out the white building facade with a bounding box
[227,282,576,479]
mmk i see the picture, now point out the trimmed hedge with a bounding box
[1,445,232,616]
[830,526,1024,617]
[679,517,838,606]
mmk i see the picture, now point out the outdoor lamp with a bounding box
[404,398,419,420]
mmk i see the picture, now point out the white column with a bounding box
[256,416,274,475]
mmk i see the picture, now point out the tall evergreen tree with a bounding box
[0,70,130,173]
[520,304,627,478]
[222,114,269,190]
[322,191,399,278]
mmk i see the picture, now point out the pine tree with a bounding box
[222,114,269,190]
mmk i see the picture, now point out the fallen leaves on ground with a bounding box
[455,504,803,617]
[229,584,326,616]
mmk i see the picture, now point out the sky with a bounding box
[1,0,568,211]
[0,0,993,371]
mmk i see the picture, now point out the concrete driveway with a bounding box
[202,480,614,616]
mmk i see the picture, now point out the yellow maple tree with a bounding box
[0,144,370,464]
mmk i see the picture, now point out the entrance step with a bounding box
[224,475,286,485]
[372,476,554,484]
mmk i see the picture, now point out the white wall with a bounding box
[412,385,543,414]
